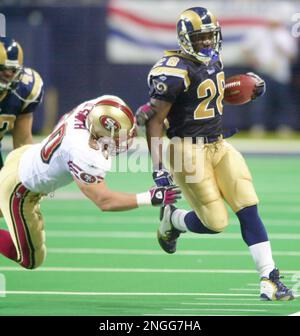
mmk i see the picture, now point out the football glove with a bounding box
[246,72,266,99]
[150,185,181,207]
[135,102,156,126]
[153,168,174,187]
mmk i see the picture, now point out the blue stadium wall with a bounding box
[2,4,299,133]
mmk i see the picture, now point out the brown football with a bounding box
[224,74,257,105]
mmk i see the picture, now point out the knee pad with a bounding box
[215,146,259,212]
[20,244,46,270]
[233,178,259,212]
[195,199,229,232]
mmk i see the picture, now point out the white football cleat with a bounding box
[157,205,185,254]
[260,268,294,301]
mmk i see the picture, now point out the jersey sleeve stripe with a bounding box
[22,70,43,111]
[149,66,191,90]
[68,161,82,174]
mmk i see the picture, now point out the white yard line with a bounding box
[46,216,300,224]
[0,266,299,274]
[289,311,300,316]
[0,290,258,297]
[229,288,259,292]
[194,298,261,301]
[180,302,282,306]
[45,247,300,257]
[44,203,300,213]
[45,231,300,240]
[164,308,267,312]
[143,314,244,316]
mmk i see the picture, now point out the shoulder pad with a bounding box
[19,68,44,110]
[148,54,191,91]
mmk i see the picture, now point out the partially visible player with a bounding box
[0,95,180,270]
[136,7,293,301]
[0,36,44,169]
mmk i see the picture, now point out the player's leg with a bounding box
[170,141,229,231]
[214,141,273,271]
[0,229,17,260]
[0,146,46,269]
[158,141,229,253]
[215,141,293,300]
[0,146,18,260]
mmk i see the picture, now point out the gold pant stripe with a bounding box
[0,145,46,269]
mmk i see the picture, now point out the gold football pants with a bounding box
[168,139,259,232]
[0,145,46,269]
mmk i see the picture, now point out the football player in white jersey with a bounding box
[0,95,180,270]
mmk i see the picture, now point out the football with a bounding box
[224,74,257,105]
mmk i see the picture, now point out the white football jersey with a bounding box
[19,97,112,194]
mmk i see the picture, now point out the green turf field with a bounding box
[0,154,300,316]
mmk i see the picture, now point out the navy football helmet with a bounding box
[177,7,222,64]
[0,37,23,92]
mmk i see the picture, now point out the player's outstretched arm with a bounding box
[74,178,181,212]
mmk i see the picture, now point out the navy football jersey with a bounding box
[148,50,225,138]
[0,67,43,167]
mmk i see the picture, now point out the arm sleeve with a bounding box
[149,75,185,102]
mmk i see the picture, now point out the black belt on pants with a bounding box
[191,128,239,144]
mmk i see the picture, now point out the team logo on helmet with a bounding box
[87,95,137,156]
[99,115,121,132]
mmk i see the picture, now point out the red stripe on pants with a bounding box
[10,184,33,269]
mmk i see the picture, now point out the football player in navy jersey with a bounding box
[136,7,293,301]
[0,37,44,169]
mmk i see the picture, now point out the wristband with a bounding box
[136,192,151,206]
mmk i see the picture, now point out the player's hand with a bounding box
[153,168,174,187]
[150,185,181,207]
[246,72,266,99]
[136,102,155,126]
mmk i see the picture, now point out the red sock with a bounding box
[0,229,18,261]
